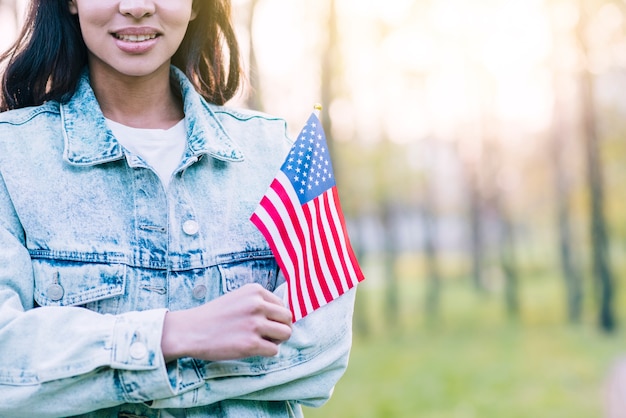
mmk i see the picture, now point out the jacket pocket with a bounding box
[218,255,278,295]
[32,259,126,314]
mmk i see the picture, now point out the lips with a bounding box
[111,27,161,53]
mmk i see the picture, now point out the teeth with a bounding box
[115,33,157,42]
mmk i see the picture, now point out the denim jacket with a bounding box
[0,67,355,418]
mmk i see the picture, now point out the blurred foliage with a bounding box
[304,257,626,417]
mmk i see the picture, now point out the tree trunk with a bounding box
[576,4,615,332]
[320,0,338,153]
[382,204,400,329]
[580,68,615,332]
[550,83,583,323]
[242,0,263,111]
[468,165,485,292]
[421,181,441,323]
[352,217,370,337]
[485,140,519,318]
[498,205,519,319]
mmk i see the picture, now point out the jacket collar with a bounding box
[61,66,244,166]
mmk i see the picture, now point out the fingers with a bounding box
[236,284,293,347]
[162,283,294,362]
[239,283,292,324]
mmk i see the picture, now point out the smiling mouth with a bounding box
[113,33,158,42]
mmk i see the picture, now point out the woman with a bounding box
[0,0,355,417]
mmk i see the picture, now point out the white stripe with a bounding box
[275,173,328,311]
[270,176,317,316]
[326,190,359,288]
[317,191,350,294]
[304,196,340,300]
[263,180,315,316]
[252,204,303,321]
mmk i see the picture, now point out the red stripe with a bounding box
[267,182,310,317]
[318,190,349,292]
[302,199,334,303]
[250,211,298,320]
[331,187,365,284]
[270,179,321,312]
[312,195,341,299]
[254,189,308,318]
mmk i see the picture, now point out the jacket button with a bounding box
[129,342,148,360]
[47,284,64,301]
[192,285,207,300]
[182,220,200,235]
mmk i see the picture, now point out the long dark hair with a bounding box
[0,0,242,111]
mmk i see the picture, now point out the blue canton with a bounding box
[280,114,335,205]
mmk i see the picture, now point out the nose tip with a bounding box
[119,0,156,19]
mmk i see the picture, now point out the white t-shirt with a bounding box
[105,118,187,188]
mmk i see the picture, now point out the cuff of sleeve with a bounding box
[111,309,176,401]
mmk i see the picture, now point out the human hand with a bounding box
[160,283,292,362]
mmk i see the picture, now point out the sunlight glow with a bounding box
[286,0,559,147]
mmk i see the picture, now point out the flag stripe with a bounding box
[257,186,313,318]
[250,211,301,320]
[329,187,365,284]
[311,193,343,297]
[250,196,305,320]
[320,190,351,293]
[270,177,323,311]
[324,189,354,290]
[263,180,315,316]
[302,198,337,302]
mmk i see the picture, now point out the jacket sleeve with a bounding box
[148,278,356,409]
[0,174,177,418]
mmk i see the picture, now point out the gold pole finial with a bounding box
[313,103,323,119]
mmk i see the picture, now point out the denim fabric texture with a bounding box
[0,67,355,418]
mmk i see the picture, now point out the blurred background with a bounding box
[3,0,626,416]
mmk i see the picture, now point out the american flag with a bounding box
[250,112,365,322]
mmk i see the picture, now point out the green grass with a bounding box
[303,260,625,418]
